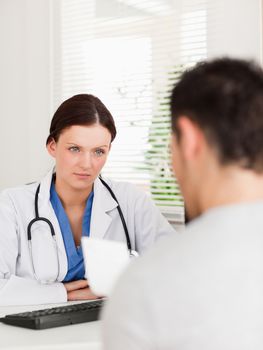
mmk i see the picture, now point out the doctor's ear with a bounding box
[46,139,57,158]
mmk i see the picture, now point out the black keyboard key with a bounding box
[0,299,104,330]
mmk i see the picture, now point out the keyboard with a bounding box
[0,299,104,330]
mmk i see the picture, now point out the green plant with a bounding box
[146,65,185,207]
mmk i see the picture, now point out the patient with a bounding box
[102,57,263,349]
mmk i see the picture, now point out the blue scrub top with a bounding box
[50,181,94,282]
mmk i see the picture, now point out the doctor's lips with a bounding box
[74,173,92,179]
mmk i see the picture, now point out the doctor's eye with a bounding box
[94,149,105,157]
[68,146,80,153]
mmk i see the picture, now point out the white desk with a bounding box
[0,303,102,350]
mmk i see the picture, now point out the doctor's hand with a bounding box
[63,279,99,301]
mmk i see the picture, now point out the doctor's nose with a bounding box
[79,151,93,169]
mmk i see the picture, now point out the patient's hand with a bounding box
[63,279,99,301]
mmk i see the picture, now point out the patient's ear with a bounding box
[177,116,204,160]
[46,139,57,158]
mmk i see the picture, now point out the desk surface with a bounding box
[0,303,102,350]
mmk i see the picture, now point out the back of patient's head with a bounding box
[171,57,263,172]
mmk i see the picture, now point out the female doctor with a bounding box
[0,94,175,305]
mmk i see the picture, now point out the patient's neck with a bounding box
[200,166,263,213]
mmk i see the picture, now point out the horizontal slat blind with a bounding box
[53,0,208,224]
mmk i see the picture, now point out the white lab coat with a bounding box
[0,169,175,305]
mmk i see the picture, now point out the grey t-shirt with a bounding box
[102,201,263,350]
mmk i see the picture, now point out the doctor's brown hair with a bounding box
[46,94,117,145]
[170,57,263,172]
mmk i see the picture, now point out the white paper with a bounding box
[81,237,130,296]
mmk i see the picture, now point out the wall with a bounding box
[207,0,262,62]
[0,0,53,190]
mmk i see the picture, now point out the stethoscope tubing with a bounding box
[27,177,134,283]
[98,176,132,252]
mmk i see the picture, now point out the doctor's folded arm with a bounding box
[0,94,175,306]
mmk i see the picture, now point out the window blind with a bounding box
[52,0,209,224]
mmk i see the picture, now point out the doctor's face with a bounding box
[47,124,111,191]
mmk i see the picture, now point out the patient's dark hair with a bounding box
[170,57,263,172]
[46,94,116,144]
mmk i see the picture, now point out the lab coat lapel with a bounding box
[90,177,118,239]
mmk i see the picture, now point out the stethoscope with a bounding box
[27,176,138,284]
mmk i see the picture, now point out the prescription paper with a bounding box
[81,237,130,297]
